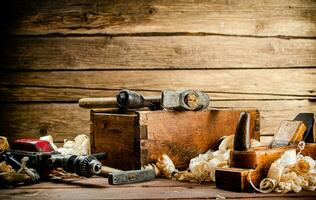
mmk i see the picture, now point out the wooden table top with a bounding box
[1,177,315,200]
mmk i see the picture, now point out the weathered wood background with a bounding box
[0,0,315,144]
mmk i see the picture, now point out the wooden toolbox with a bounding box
[91,109,260,170]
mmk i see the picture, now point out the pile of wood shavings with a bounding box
[155,135,261,183]
[40,134,90,155]
[250,142,316,193]
[0,161,15,173]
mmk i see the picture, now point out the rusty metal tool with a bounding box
[270,120,306,147]
[108,168,156,185]
[79,89,210,111]
[162,89,210,111]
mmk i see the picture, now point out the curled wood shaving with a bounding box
[0,136,9,151]
[295,156,315,174]
[41,134,90,155]
[155,135,236,183]
[251,142,316,194]
[57,134,90,155]
[248,173,277,194]
[0,161,15,173]
[156,154,177,178]
[142,164,161,177]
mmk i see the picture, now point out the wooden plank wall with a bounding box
[0,0,315,144]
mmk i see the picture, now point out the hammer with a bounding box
[79,89,210,111]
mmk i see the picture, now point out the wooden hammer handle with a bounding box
[79,97,117,109]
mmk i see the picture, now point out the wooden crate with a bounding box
[91,109,260,170]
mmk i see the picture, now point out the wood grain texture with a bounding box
[2,86,315,102]
[139,110,259,169]
[1,69,315,97]
[1,36,316,70]
[0,103,90,143]
[0,101,315,144]
[0,0,315,157]
[2,0,316,37]
[0,177,316,200]
[213,100,316,135]
[92,112,140,170]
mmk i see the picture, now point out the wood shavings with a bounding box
[187,136,234,182]
[41,134,90,155]
[156,154,177,178]
[173,170,195,182]
[0,136,9,151]
[248,173,277,194]
[57,134,90,155]
[155,135,234,183]
[218,135,234,152]
[0,161,15,173]
[142,164,161,176]
[50,168,80,179]
[267,162,284,182]
[295,156,315,174]
[250,142,316,194]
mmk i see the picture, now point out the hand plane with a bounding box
[79,89,210,111]
[215,113,316,192]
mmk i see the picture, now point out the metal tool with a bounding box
[108,168,156,185]
[116,89,161,110]
[162,89,210,111]
[270,120,306,148]
[79,89,210,111]
[10,138,103,178]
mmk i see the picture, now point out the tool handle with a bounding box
[79,96,161,109]
[79,97,117,108]
[100,166,123,176]
[234,112,250,151]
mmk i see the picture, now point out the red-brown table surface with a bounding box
[1,177,315,200]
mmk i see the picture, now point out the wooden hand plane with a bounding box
[215,112,316,192]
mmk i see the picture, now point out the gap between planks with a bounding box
[3,32,316,40]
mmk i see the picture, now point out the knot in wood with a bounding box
[146,7,156,16]
[256,23,264,31]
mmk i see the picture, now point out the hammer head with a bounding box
[162,90,210,111]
